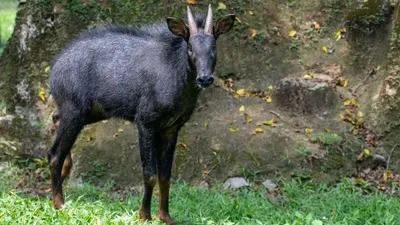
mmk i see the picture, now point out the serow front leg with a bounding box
[137,124,158,222]
[156,128,179,225]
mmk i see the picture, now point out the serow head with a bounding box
[167,4,235,88]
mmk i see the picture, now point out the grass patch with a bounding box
[0,0,18,55]
[0,162,399,224]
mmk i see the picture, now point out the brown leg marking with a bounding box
[50,158,65,210]
[61,153,73,182]
[53,194,64,210]
[158,177,175,225]
[139,176,157,222]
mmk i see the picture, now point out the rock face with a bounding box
[1,0,400,184]
[275,78,339,117]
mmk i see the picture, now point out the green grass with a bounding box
[0,0,18,55]
[0,162,399,225]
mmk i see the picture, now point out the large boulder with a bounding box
[275,78,339,117]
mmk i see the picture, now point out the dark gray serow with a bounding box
[48,5,235,225]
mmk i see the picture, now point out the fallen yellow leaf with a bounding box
[253,128,263,133]
[248,10,255,15]
[266,96,272,103]
[343,79,349,87]
[363,149,370,155]
[235,17,241,23]
[268,85,273,91]
[324,128,331,133]
[288,30,297,37]
[322,46,328,53]
[236,89,246,96]
[239,105,245,112]
[303,74,314,80]
[179,142,188,149]
[305,128,314,133]
[118,128,124,133]
[229,127,237,132]
[384,170,392,181]
[247,118,253,123]
[44,66,51,73]
[124,121,131,125]
[264,120,272,125]
[335,30,342,41]
[344,99,357,107]
[38,88,46,102]
[313,22,320,29]
[338,78,349,87]
[355,178,364,183]
[263,119,276,127]
[217,2,226,10]
[250,29,257,38]
[343,100,351,107]
[378,186,386,191]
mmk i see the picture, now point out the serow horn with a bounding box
[204,4,213,35]
[187,6,198,35]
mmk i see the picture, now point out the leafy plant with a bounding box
[296,147,311,156]
[311,133,342,145]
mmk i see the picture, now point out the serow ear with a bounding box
[214,14,236,39]
[167,17,190,41]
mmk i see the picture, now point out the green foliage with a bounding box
[249,34,266,52]
[345,0,389,39]
[0,100,7,112]
[0,8,17,55]
[321,0,351,25]
[26,0,53,19]
[289,39,301,50]
[311,133,342,145]
[69,0,108,22]
[81,160,107,183]
[1,163,400,224]
[296,146,311,156]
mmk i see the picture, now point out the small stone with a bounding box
[372,154,387,168]
[199,181,209,188]
[262,179,278,192]
[223,177,249,190]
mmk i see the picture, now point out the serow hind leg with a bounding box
[52,112,73,183]
[48,110,85,209]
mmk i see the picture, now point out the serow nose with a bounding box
[197,75,214,87]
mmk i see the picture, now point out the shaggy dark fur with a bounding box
[48,10,235,225]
